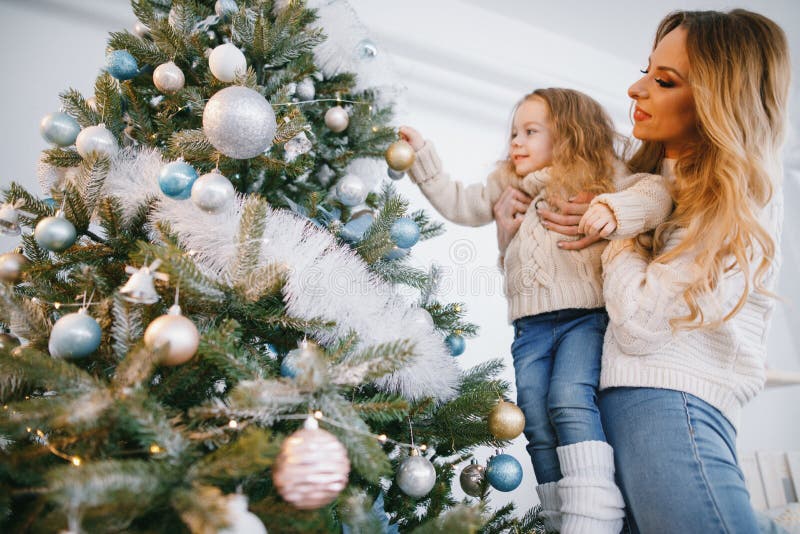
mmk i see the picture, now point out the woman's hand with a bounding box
[398,126,425,151]
[537,191,602,250]
[494,186,532,256]
[579,203,618,238]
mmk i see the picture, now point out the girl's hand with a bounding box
[398,126,425,151]
[537,191,601,250]
[494,186,532,256]
[579,203,617,238]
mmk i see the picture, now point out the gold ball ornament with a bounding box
[384,140,416,172]
[488,400,525,440]
[273,416,350,510]
[144,304,200,366]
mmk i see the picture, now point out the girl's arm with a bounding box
[581,173,674,239]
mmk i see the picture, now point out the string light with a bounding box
[271,98,372,108]
[228,419,238,429]
[149,444,163,454]
[25,426,84,466]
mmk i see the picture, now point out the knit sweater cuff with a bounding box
[592,191,647,239]
[557,441,616,480]
[407,141,442,185]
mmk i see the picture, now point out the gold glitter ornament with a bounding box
[384,140,415,172]
[273,416,350,509]
[488,400,525,440]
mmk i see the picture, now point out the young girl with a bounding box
[400,88,672,534]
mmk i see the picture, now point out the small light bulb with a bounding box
[377,434,388,443]
[419,444,428,451]
[371,126,378,133]
[26,427,32,433]
[228,419,238,429]
[313,410,323,420]
[71,457,82,466]
[54,302,61,310]
[149,444,162,454]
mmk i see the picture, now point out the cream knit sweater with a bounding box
[599,160,784,428]
[407,141,673,323]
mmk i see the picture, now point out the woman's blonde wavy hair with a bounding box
[628,9,790,329]
[504,88,620,198]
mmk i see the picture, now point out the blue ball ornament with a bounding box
[158,161,198,199]
[48,310,102,359]
[42,198,58,209]
[34,214,77,252]
[384,246,409,261]
[486,453,523,492]
[390,217,420,249]
[40,112,81,146]
[105,50,139,81]
[280,355,299,378]
[340,212,374,243]
[445,333,466,356]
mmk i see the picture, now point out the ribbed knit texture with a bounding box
[407,141,671,323]
[599,160,784,429]
[535,481,563,533]
[557,441,625,534]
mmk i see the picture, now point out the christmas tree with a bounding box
[0,1,543,532]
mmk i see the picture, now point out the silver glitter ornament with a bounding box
[0,251,29,283]
[208,43,247,83]
[191,171,235,213]
[34,211,77,252]
[335,174,367,207]
[49,308,102,359]
[203,86,277,159]
[119,259,169,304]
[215,0,238,19]
[0,200,25,236]
[396,449,436,499]
[324,105,349,133]
[284,131,312,162]
[356,38,378,59]
[219,494,267,534]
[144,304,200,366]
[153,61,185,93]
[40,112,81,146]
[296,77,315,101]
[459,459,486,497]
[273,416,350,510]
[76,124,118,159]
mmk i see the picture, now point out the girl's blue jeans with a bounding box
[599,386,775,533]
[511,307,609,484]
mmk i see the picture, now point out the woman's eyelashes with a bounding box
[639,68,675,88]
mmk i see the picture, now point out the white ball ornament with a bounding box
[153,61,185,93]
[396,449,437,499]
[133,21,150,37]
[144,304,200,366]
[34,212,77,252]
[0,252,29,284]
[335,174,367,207]
[324,106,349,133]
[76,124,118,159]
[203,86,277,159]
[49,308,102,360]
[296,78,315,101]
[191,171,235,213]
[208,43,247,83]
[219,495,267,534]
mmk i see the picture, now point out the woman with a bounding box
[501,9,790,532]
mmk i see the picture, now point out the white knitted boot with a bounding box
[535,481,563,533]
[557,441,625,534]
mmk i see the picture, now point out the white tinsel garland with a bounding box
[97,148,459,401]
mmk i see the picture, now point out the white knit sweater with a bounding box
[407,141,673,323]
[599,160,784,428]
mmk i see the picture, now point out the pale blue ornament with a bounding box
[49,309,102,359]
[445,333,466,356]
[390,217,420,248]
[159,160,198,199]
[76,124,118,159]
[387,168,405,181]
[42,198,58,208]
[40,112,80,146]
[105,50,139,80]
[34,212,77,252]
[356,38,378,59]
[486,452,523,492]
[339,212,374,243]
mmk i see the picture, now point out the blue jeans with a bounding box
[600,387,770,534]
[511,307,609,484]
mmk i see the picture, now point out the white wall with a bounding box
[1,0,798,515]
